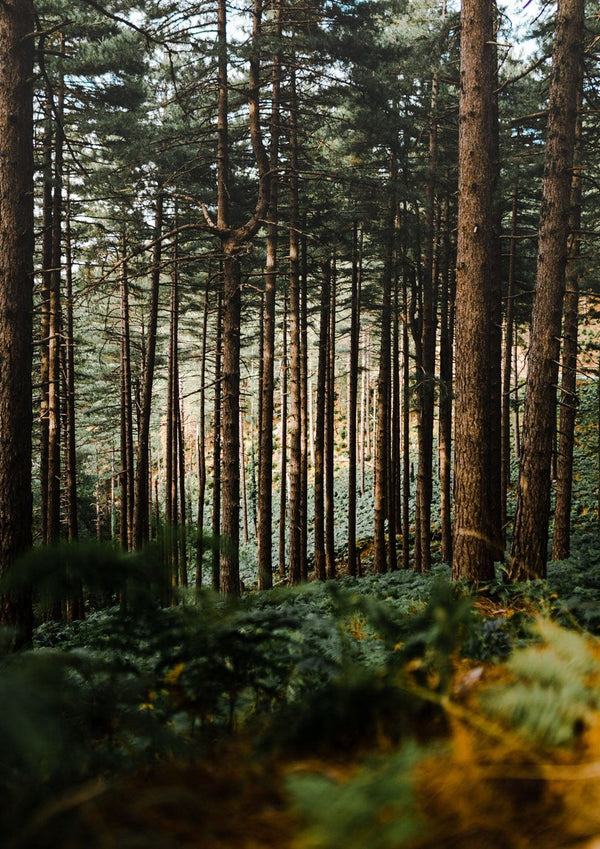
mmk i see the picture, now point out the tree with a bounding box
[0,0,35,644]
[509,0,584,581]
[452,0,500,582]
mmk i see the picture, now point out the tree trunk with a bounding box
[257,1,281,589]
[288,59,303,586]
[47,73,64,546]
[133,193,163,549]
[196,280,209,586]
[0,0,35,644]
[119,233,134,552]
[325,255,337,580]
[374,167,397,575]
[347,222,361,577]
[278,288,288,580]
[314,260,330,581]
[438,187,454,564]
[551,96,582,562]
[212,286,223,591]
[509,0,584,580]
[501,181,519,540]
[452,0,499,582]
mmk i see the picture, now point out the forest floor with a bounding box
[7,384,600,848]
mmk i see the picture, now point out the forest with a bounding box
[2,0,600,845]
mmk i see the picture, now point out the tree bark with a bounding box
[314,260,330,581]
[347,222,361,577]
[452,0,500,582]
[551,94,582,562]
[509,0,584,580]
[0,0,35,644]
[325,255,337,580]
[133,193,163,549]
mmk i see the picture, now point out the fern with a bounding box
[480,618,600,747]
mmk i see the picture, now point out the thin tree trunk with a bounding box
[278,288,288,579]
[374,164,397,574]
[257,1,281,589]
[119,232,134,552]
[40,91,53,546]
[133,193,163,549]
[196,280,209,586]
[47,71,64,546]
[288,59,303,586]
[501,181,518,540]
[325,255,337,580]
[552,96,582,561]
[300,227,309,581]
[314,260,330,581]
[347,222,361,577]
[438,187,454,563]
[212,286,223,591]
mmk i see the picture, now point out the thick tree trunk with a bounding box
[0,0,35,644]
[509,0,584,580]
[452,0,499,582]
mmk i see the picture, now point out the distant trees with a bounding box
[0,0,598,632]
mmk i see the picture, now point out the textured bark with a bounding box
[452,0,499,582]
[215,0,270,594]
[552,97,582,562]
[509,0,584,580]
[0,0,35,643]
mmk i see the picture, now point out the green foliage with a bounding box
[289,743,427,849]
[480,618,600,748]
